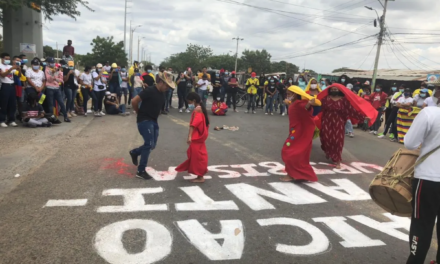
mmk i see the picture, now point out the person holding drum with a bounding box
[404,99,440,264]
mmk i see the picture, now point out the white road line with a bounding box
[44,199,88,207]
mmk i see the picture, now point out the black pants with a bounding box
[213,87,221,101]
[257,88,265,107]
[371,108,382,131]
[177,86,188,109]
[383,107,398,136]
[407,178,440,264]
[226,89,237,110]
[93,90,105,112]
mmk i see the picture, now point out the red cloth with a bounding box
[176,111,209,176]
[320,97,365,163]
[369,92,388,109]
[281,100,318,182]
[63,45,75,56]
[317,83,378,127]
[15,85,23,97]
[211,101,228,115]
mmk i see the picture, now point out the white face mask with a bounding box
[287,96,294,101]
[311,84,317,89]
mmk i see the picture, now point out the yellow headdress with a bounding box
[287,85,322,106]
[304,78,322,93]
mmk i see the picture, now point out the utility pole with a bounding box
[123,0,128,55]
[137,36,145,62]
[232,37,244,73]
[370,0,389,89]
[56,42,58,59]
[129,20,132,65]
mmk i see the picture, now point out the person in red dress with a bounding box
[317,84,378,169]
[280,86,321,182]
[176,92,209,183]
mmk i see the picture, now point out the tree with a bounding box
[240,49,271,74]
[0,0,94,24]
[205,54,236,71]
[43,45,62,58]
[270,61,299,76]
[332,67,351,73]
[80,36,127,67]
[160,44,213,72]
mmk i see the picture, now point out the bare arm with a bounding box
[187,126,194,145]
[132,95,141,113]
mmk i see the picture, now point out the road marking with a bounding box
[44,199,88,207]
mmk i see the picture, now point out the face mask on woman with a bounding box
[42,62,47,66]
[289,80,293,83]
[270,79,274,83]
[4,60,10,65]
[121,68,126,72]
[329,90,340,96]
[225,72,229,75]
[188,104,195,111]
[391,87,397,91]
[321,81,325,85]
[147,69,152,73]
[420,93,427,98]
[216,74,219,77]
[49,63,55,68]
[375,88,381,92]
[32,65,39,70]
[399,89,404,93]
[22,59,28,64]
[311,84,317,89]
[341,78,346,83]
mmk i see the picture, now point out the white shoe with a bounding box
[265,112,268,115]
[94,111,102,117]
[71,111,77,117]
[1,122,8,128]
[270,113,274,116]
[373,131,378,135]
[179,109,183,113]
[185,109,190,113]
[349,132,354,138]
[369,130,375,134]
[9,122,17,127]
[377,135,385,139]
[100,111,106,116]
[253,111,256,114]
[245,110,249,113]
[282,113,286,116]
[84,113,88,117]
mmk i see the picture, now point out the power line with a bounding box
[214,0,372,36]
[382,45,393,69]
[357,43,377,69]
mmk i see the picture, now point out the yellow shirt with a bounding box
[264,80,269,86]
[198,72,211,81]
[413,88,433,97]
[246,78,260,94]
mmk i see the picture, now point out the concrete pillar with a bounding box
[3,6,44,58]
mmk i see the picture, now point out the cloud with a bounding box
[42,0,440,73]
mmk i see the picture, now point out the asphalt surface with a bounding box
[0,97,437,264]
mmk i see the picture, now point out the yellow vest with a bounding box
[246,78,260,94]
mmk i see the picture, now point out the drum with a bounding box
[369,148,420,217]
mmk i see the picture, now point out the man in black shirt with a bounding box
[129,71,176,180]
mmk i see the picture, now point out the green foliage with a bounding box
[270,61,299,76]
[332,67,351,73]
[43,45,62,58]
[162,44,213,72]
[205,54,236,71]
[0,0,93,23]
[240,49,271,74]
[79,36,127,67]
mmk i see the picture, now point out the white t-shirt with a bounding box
[413,94,426,108]
[424,97,439,107]
[197,79,208,91]
[92,71,106,92]
[73,69,80,86]
[404,107,440,182]
[120,72,128,88]
[0,64,15,84]
[80,72,92,86]
[397,97,414,104]
[25,69,46,88]
[104,66,111,72]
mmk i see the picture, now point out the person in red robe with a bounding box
[280,86,321,183]
[176,92,209,183]
[317,83,378,169]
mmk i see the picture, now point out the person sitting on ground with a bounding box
[22,92,51,128]
[104,91,130,116]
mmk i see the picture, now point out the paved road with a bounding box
[0,99,436,264]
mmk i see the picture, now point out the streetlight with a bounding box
[129,21,142,65]
[365,6,380,22]
[138,36,145,62]
[232,37,244,73]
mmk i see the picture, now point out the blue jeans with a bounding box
[109,82,121,96]
[45,88,67,118]
[165,88,173,111]
[247,94,256,111]
[131,121,159,172]
[275,92,285,114]
[133,87,143,108]
[266,92,277,113]
[345,120,353,134]
[0,84,16,123]
[198,89,208,106]
[64,88,77,113]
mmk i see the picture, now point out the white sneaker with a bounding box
[282,113,286,116]
[179,109,183,113]
[253,111,256,114]
[84,113,88,117]
[377,135,385,139]
[100,111,106,116]
[270,113,274,116]
[373,131,378,135]
[265,112,268,115]
[245,110,249,113]
[349,132,354,138]
[9,122,17,127]
[71,111,77,117]
[94,111,102,117]
[185,109,190,113]
[369,130,375,134]
[1,122,8,128]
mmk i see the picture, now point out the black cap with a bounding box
[46,57,55,63]
[31,58,40,65]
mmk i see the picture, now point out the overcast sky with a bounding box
[43,0,440,73]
